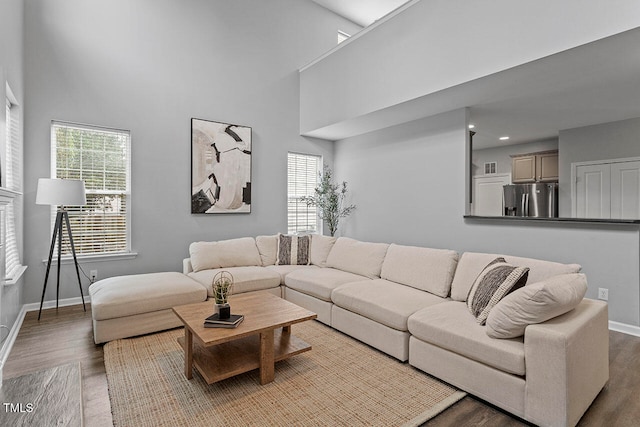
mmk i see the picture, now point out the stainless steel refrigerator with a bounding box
[503,183,558,218]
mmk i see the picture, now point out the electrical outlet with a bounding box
[597,288,609,301]
[90,270,98,282]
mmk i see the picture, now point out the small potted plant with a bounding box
[212,271,234,319]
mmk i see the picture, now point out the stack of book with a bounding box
[204,313,244,328]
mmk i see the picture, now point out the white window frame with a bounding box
[5,84,25,283]
[50,121,133,260]
[287,152,322,234]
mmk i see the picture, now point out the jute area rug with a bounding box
[104,321,465,426]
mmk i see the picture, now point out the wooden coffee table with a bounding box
[172,292,317,385]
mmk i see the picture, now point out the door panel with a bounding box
[575,164,611,218]
[611,161,640,219]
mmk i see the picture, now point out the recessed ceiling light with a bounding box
[499,136,510,141]
[468,124,475,129]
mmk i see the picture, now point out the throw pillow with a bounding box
[486,273,588,339]
[276,233,311,266]
[466,257,529,325]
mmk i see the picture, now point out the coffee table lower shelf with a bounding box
[177,328,312,385]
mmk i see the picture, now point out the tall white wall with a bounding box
[23,0,360,304]
[0,0,25,342]
[301,0,640,138]
[335,109,640,326]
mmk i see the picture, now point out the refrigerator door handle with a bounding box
[521,193,529,216]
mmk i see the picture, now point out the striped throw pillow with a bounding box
[467,257,529,325]
[276,234,311,266]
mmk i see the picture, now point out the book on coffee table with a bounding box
[204,313,244,328]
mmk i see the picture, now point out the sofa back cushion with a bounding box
[380,244,458,297]
[450,252,581,302]
[310,234,337,267]
[189,237,261,272]
[326,237,389,279]
[255,235,278,266]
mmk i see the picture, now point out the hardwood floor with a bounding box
[4,304,640,426]
[3,304,112,427]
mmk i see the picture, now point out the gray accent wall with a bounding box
[335,109,640,326]
[22,0,360,304]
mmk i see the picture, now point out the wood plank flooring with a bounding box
[4,304,640,426]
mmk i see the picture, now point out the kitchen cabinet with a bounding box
[512,151,558,183]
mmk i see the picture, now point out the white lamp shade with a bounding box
[36,178,87,206]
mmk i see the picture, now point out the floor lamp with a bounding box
[36,178,87,320]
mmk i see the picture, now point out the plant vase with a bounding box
[214,302,231,319]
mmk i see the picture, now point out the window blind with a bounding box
[287,152,321,234]
[5,97,22,280]
[51,121,131,256]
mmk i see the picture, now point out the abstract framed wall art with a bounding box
[191,118,252,214]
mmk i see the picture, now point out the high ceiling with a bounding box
[311,0,410,27]
[310,1,640,149]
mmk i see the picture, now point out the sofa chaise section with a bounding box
[89,272,207,344]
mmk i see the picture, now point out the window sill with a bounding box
[3,265,27,286]
[41,251,138,265]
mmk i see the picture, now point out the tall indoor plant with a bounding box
[302,165,356,237]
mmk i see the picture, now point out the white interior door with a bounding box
[611,161,640,219]
[574,164,611,218]
[473,174,510,216]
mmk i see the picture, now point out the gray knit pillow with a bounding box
[467,257,529,325]
[276,234,311,266]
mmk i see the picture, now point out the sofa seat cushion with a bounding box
[188,266,281,297]
[89,272,207,321]
[266,264,320,285]
[408,301,525,375]
[381,244,458,297]
[285,267,368,301]
[332,279,447,331]
[451,252,581,302]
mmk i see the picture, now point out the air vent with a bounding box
[484,162,497,175]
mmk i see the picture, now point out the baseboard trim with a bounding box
[23,295,91,312]
[609,320,640,338]
[0,304,27,371]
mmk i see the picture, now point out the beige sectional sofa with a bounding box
[178,234,608,427]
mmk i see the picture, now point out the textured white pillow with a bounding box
[310,234,337,267]
[189,237,261,272]
[486,273,588,339]
[325,237,389,279]
[255,235,278,266]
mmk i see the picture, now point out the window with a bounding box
[5,90,23,281]
[287,152,321,234]
[51,121,131,256]
[338,31,351,44]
